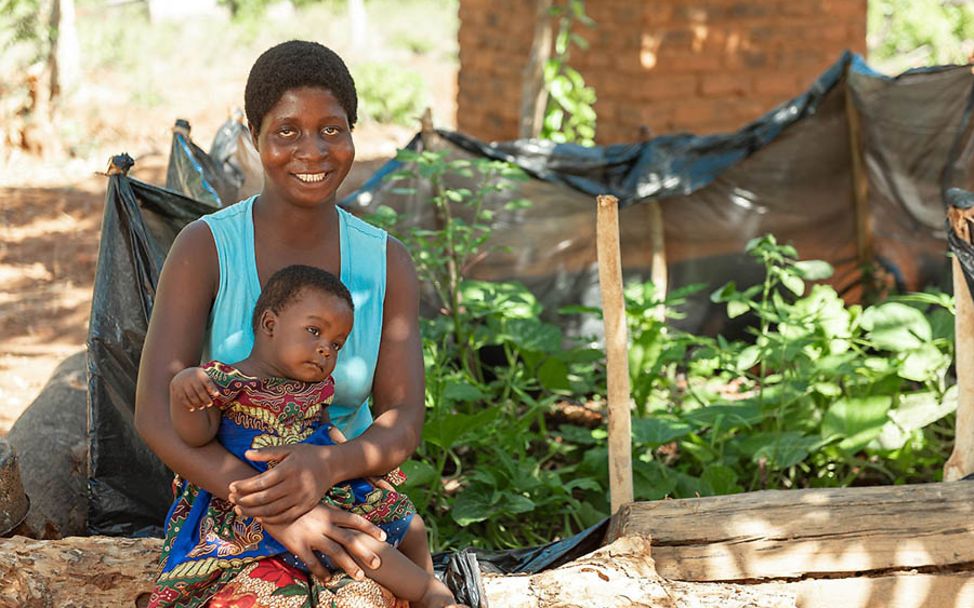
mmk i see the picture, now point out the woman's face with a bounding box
[251,86,355,209]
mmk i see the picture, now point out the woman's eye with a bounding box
[278,126,296,137]
[307,327,320,336]
[322,126,339,136]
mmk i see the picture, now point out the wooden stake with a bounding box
[518,0,554,139]
[945,207,974,479]
[648,200,667,321]
[596,194,634,512]
[845,76,873,271]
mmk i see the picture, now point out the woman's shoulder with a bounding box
[338,206,387,243]
[201,196,256,228]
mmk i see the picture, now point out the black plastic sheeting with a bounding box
[165,113,263,207]
[340,53,974,336]
[86,154,214,536]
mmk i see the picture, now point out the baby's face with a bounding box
[271,289,353,383]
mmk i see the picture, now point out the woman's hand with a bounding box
[260,503,385,580]
[229,443,339,524]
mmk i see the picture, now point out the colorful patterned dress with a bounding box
[148,361,415,608]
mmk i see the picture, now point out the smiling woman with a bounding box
[133,40,442,607]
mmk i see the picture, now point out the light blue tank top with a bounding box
[201,195,387,439]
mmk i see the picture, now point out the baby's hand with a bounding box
[170,367,220,412]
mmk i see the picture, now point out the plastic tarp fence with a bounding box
[340,53,974,336]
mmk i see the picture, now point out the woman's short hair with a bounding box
[244,40,358,134]
[252,264,354,332]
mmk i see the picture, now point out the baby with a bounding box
[156,264,459,608]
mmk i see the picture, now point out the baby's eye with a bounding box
[307,327,320,336]
[332,341,343,351]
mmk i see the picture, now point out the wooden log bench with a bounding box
[608,480,974,608]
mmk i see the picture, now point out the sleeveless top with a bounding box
[200,195,386,438]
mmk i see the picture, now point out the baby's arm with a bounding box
[170,366,222,447]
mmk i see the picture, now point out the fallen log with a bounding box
[481,535,796,608]
[0,535,797,608]
[0,536,161,608]
[608,481,974,583]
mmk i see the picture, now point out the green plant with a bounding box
[374,154,957,549]
[352,62,427,126]
[373,149,607,549]
[540,0,597,146]
[869,0,974,69]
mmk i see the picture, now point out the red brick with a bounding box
[699,72,750,97]
[637,74,700,101]
[656,50,725,72]
[753,74,803,97]
[672,99,724,126]
[822,0,868,19]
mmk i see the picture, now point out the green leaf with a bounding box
[727,300,750,319]
[559,424,599,446]
[631,417,693,445]
[735,344,761,372]
[565,477,603,493]
[710,281,737,303]
[861,303,931,351]
[399,459,439,489]
[780,272,805,296]
[501,493,536,515]
[701,464,742,495]
[683,402,765,429]
[443,380,487,403]
[452,486,495,526]
[740,432,821,470]
[877,387,958,450]
[898,344,950,382]
[633,461,677,500]
[504,318,562,352]
[822,396,892,452]
[538,357,571,391]
[424,408,499,449]
[793,260,834,280]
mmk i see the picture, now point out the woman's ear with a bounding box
[249,123,260,152]
[258,309,276,337]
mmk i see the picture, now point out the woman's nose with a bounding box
[296,133,327,159]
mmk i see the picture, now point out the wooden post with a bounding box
[648,200,667,321]
[596,194,634,512]
[844,76,873,272]
[945,207,974,480]
[518,0,554,139]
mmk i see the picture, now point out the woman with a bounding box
[135,40,427,606]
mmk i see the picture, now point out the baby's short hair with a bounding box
[251,265,353,332]
[245,39,358,134]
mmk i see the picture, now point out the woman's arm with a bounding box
[348,236,426,469]
[231,237,425,519]
[135,220,258,497]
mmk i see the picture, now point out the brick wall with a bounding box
[457,0,867,143]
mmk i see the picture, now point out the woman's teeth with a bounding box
[295,173,326,183]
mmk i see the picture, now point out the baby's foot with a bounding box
[415,578,467,608]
